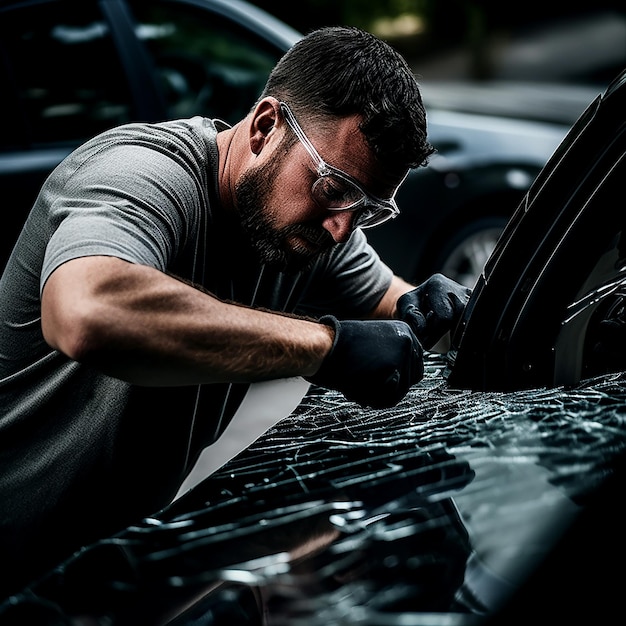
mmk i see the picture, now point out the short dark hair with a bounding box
[260,26,435,172]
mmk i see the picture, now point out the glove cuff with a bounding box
[306,315,340,386]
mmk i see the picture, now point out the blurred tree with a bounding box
[249,0,430,34]
[250,0,626,82]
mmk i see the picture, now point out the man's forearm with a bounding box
[41,256,333,386]
[369,274,415,319]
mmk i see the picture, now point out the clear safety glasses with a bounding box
[279,102,402,229]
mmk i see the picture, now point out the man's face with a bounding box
[235,111,406,273]
[235,138,336,273]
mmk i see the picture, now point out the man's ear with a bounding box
[249,97,281,156]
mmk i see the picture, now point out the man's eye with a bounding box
[319,176,349,203]
[319,176,364,207]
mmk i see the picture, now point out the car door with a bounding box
[122,0,299,126]
[0,0,299,271]
[0,0,143,269]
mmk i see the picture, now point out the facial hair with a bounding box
[235,152,336,273]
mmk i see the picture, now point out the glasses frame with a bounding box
[279,102,402,229]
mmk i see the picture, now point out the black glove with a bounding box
[306,315,424,409]
[396,274,471,350]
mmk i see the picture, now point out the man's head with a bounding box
[233,26,434,273]
[260,26,435,174]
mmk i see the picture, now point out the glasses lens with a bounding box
[355,205,395,229]
[312,175,397,228]
[312,174,364,209]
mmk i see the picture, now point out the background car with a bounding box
[0,0,599,285]
[368,90,585,286]
[0,0,300,269]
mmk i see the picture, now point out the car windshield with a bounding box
[6,354,625,623]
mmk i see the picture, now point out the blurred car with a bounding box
[375,81,598,286]
[0,0,300,270]
[0,0,598,286]
[1,67,625,625]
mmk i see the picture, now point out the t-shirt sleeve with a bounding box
[297,228,394,319]
[41,142,200,293]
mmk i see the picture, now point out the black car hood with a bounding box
[2,354,626,625]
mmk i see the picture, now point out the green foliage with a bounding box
[249,0,430,34]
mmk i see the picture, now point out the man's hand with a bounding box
[396,274,471,351]
[306,316,423,409]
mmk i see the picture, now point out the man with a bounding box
[0,26,470,596]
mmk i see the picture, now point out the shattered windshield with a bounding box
[8,354,626,624]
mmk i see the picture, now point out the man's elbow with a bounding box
[41,303,105,363]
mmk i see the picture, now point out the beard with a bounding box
[235,150,336,273]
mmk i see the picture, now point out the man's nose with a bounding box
[321,210,355,243]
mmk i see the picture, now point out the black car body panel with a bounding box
[447,68,626,391]
[1,355,625,624]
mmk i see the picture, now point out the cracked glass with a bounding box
[6,354,626,624]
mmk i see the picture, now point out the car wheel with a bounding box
[436,217,508,288]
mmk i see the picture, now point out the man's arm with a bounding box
[369,274,415,319]
[41,256,333,386]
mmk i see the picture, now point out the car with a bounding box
[376,80,598,286]
[0,0,301,270]
[1,67,625,625]
[0,0,598,286]
[447,68,626,391]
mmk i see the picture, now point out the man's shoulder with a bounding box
[100,116,221,146]
[62,117,221,177]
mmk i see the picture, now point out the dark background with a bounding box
[249,1,626,85]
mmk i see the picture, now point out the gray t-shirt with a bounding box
[0,117,392,594]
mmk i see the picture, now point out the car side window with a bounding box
[126,1,283,124]
[0,1,134,148]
